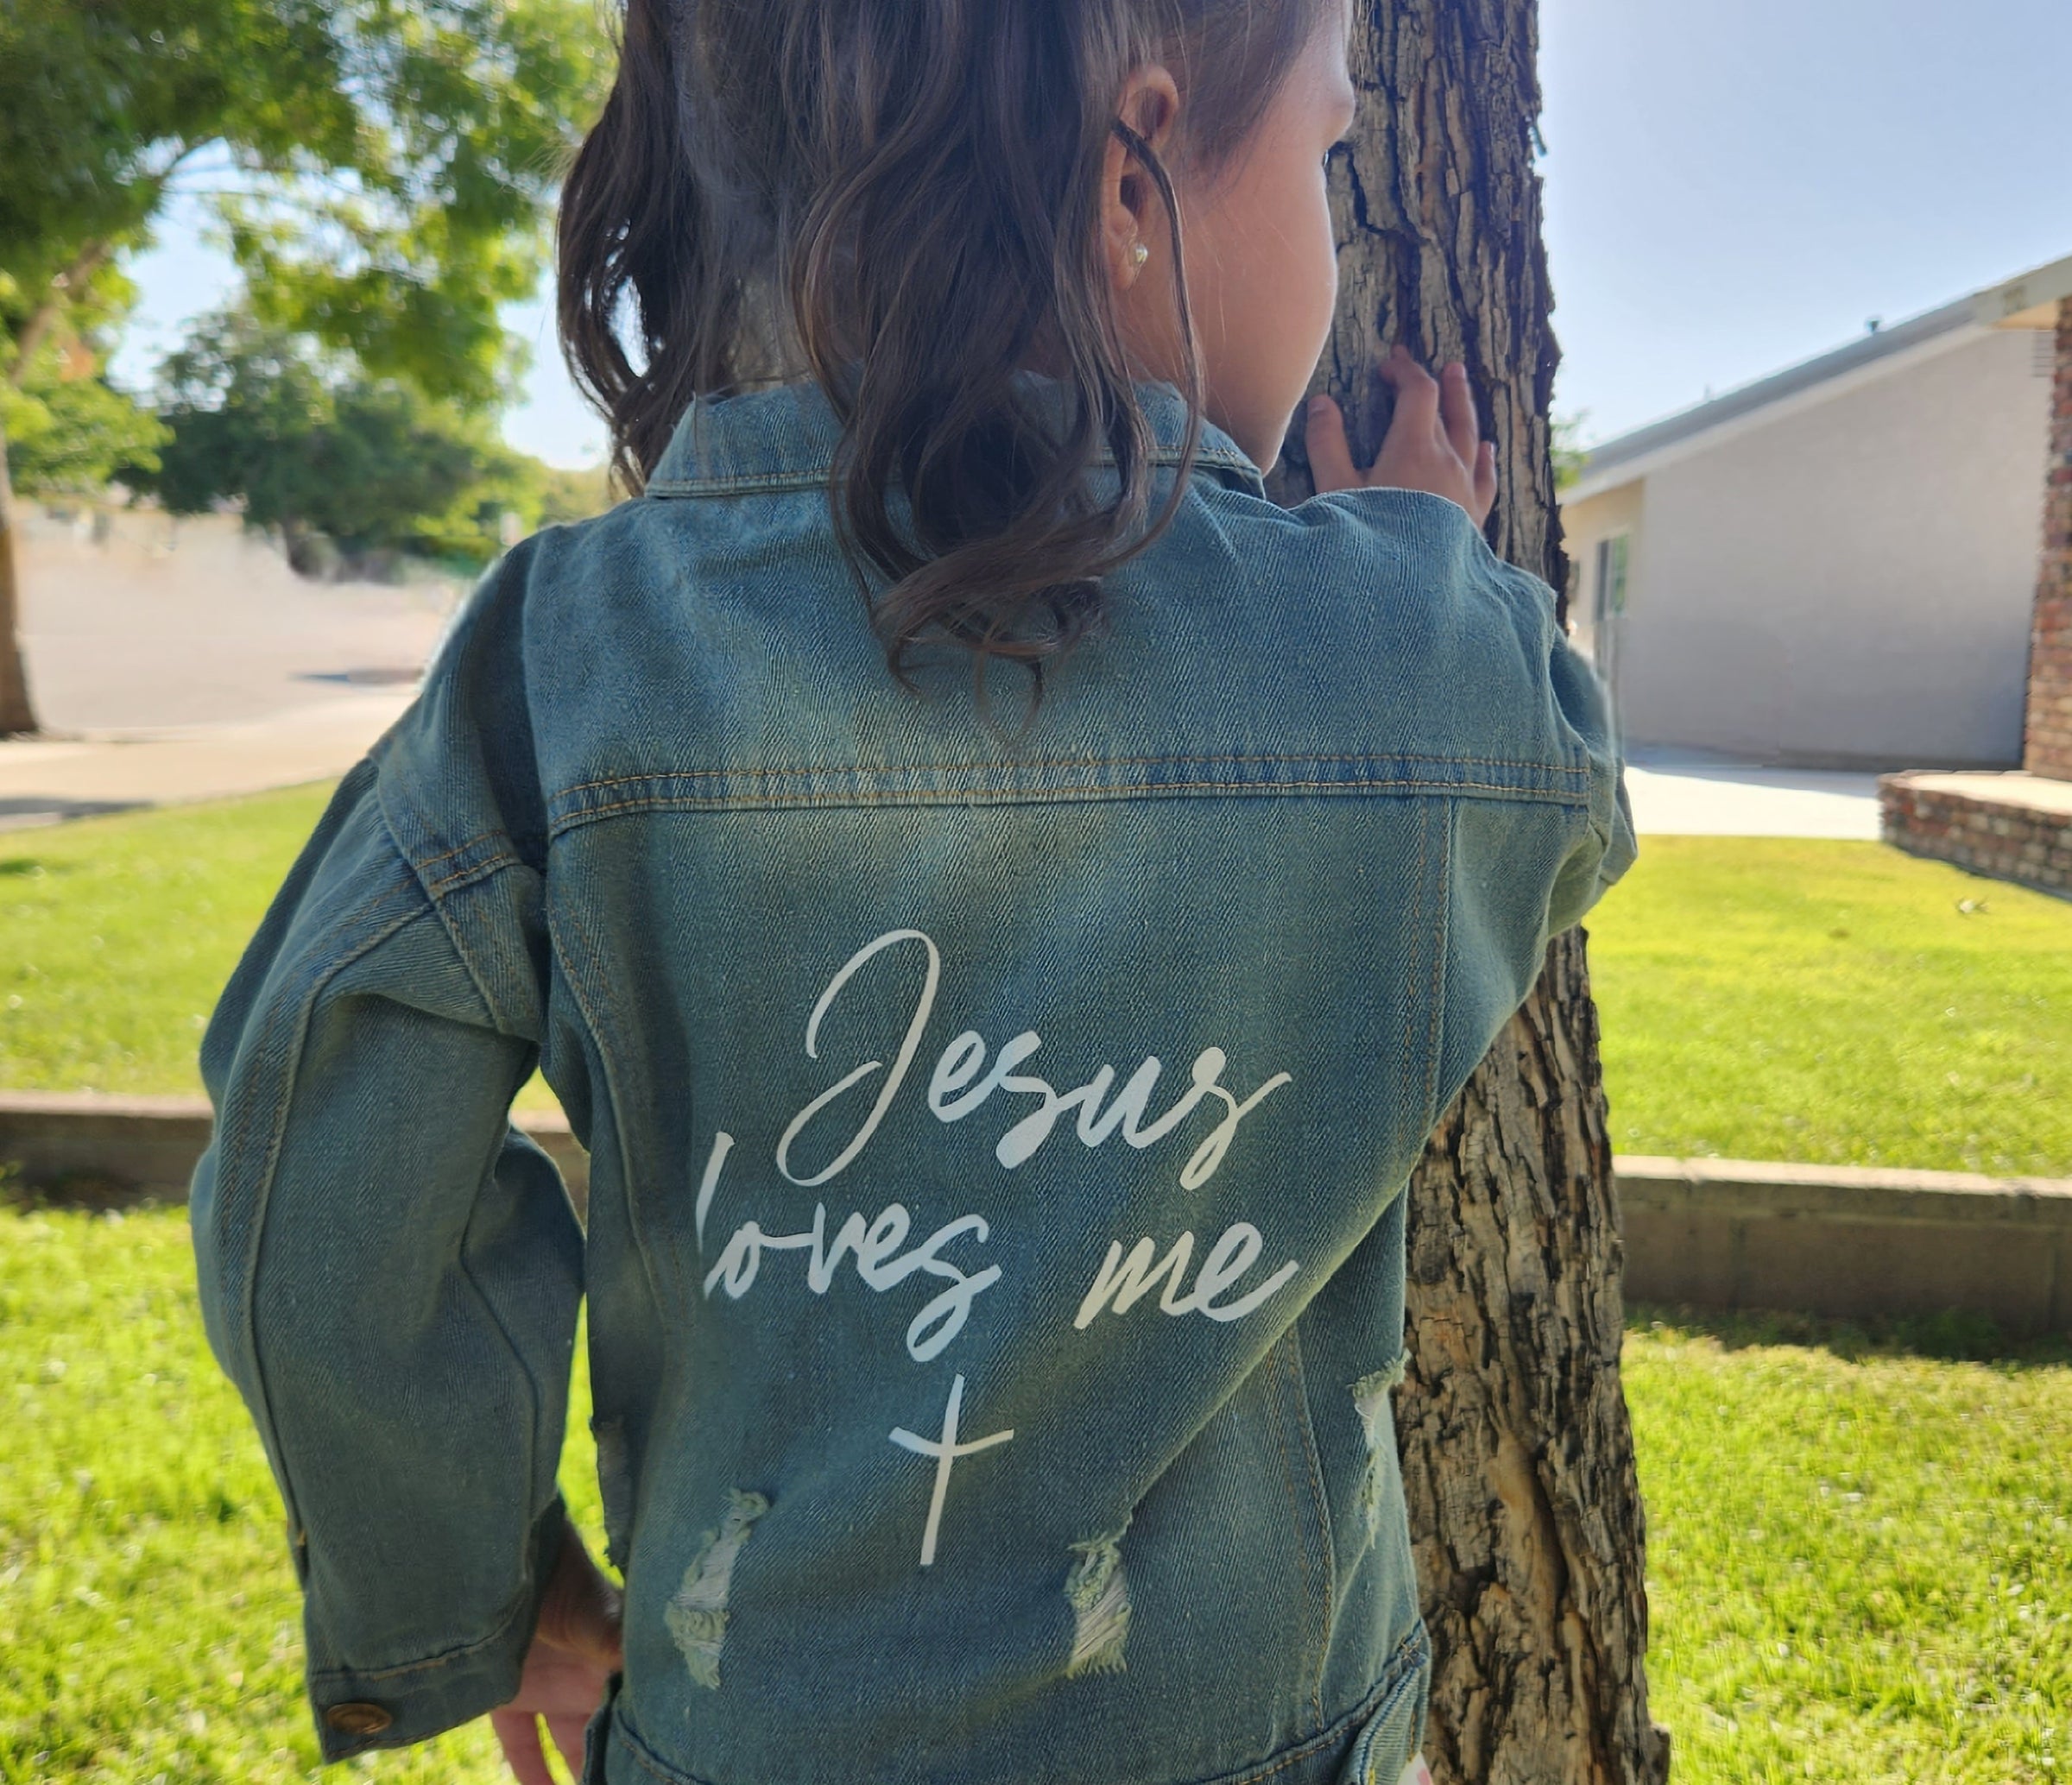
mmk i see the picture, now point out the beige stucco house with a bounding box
[1562,250,2072,769]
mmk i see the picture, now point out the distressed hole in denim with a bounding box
[1351,1356,1407,1535]
[594,1417,633,1573]
[666,1489,768,1688]
[1064,1523,1132,1676]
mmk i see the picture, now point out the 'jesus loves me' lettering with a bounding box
[688,926,1306,1564]
[695,926,1300,1354]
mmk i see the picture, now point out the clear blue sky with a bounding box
[110,0,2072,469]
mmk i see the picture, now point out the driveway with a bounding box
[1,504,459,830]
[1622,746,1882,839]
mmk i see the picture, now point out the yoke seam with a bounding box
[551,751,1587,797]
[547,779,1587,835]
[644,452,1262,500]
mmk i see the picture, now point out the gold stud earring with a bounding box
[1129,241,1150,268]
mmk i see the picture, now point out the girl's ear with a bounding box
[1101,64,1182,292]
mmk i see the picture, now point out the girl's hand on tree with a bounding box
[1305,344,1500,527]
[490,1514,625,1785]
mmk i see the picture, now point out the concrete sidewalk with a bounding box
[1622,747,1883,839]
[0,691,415,832]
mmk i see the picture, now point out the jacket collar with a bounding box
[644,370,1269,499]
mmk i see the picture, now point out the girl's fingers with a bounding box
[547,1712,593,1775]
[490,1707,558,1785]
[1304,394,1361,493]
[1374,345,1440,434]
[1438,362,1480,468]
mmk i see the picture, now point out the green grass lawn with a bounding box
[1624,1305,2072,1783]
[0,787,338,1101]
[0,1204,605,1784]
[3,791,2070,1169]
[2,1206,2066,1782]
[0,785,561,1115]
[1586,836,2072,1176]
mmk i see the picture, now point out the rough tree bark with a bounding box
[1267,3,1671,1781]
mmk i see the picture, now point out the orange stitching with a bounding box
[425,853,520,898]
[1406,799,1430,1145]
[1278,1334,1319,1717]
[550,750,1586,801]
[1286,1327,1335,1725]
[413,827,511,874]
[226,857,426,1587]
[1422,802,1453,1131]
[645,449,1255,498]
[546,893,683,1316]
[546,778,1583,835]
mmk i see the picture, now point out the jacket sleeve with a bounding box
[1431,552,1639,1107]
[1535,570,1638,938]
[188,737,584,1761]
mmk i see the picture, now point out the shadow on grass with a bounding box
[1629,1299,2072,1368]
[0,1162,186,1216]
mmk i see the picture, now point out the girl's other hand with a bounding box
[490,1515,625,1785]
[1305,345,1500,527]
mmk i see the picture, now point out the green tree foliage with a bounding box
[0,266,167,500]
[0,0,604,404]
[0,0,608,729]
[140,312,602,573]
[536,464,619,528]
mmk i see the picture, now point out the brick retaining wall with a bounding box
[1881,297,2072,891]
[1879,769,2072,895]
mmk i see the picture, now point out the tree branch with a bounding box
[7,240,116,390]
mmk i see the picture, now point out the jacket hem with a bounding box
[593,1618,1430,1785]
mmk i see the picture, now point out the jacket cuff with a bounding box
[307,1497,571,1763]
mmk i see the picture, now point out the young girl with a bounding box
[191,1,1633,1782]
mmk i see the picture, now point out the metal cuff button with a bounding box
[325,1701,395,1737]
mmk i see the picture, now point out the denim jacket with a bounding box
[190,375,1634,1785]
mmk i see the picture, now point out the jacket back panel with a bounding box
[434,401,1620,1785]
[199,381,1632,1785]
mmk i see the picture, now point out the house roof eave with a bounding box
[1973,252,2072,329]
[1568,248,2071,501]
[1569,297,1978,499]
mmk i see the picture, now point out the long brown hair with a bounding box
[557,0,1334,699]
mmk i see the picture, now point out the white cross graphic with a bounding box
[888,1373,1014,1567]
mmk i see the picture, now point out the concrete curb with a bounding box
[3,1093,2067,1334]
[0,1090,590,1207]
[1616,1155,2072,1336]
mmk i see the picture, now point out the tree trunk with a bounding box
[0,256,87,740]
[1267,3,1670,1780]
[0,414,37,738]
